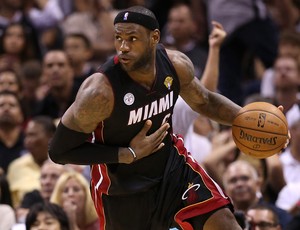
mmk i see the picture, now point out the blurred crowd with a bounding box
[1,0,300,229]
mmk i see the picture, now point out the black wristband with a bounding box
[49,122,119,165]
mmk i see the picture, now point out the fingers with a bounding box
[211,20,224,30]
[149,122,169,146]
[277,105,284,112]
[152,142,165,153]
[139,119,153,136]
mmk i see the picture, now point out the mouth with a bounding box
[119,55,131,64]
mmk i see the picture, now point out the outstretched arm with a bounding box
[49,73,169,165]
[200,21,226,91]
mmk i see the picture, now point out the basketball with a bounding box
[232,102,288,159]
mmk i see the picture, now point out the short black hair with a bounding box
[29,116,56,136]
[64,33,92,49]
[25,202,70,230]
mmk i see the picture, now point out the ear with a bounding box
[151,29,160,44]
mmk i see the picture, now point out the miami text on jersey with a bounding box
[128,91,174,125]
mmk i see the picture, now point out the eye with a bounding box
[115,36,122,41]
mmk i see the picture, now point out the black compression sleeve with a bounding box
[48,122,119,165]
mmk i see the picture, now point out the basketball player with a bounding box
[49,6,242,230]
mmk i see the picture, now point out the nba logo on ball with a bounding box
[232,102,288,159]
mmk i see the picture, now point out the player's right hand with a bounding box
[119,120,170,164]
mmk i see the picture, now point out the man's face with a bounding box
[247,209,281,230]
[64,37,91,65]
[43,51,73,89]
[24,121,50,164]
[40,163,64,200]
[114,23,156,72]
[0,71,20,94]
[223,164,259,206]
[274,56,299,110]
[0,94,23,128]
[167,5,196,41]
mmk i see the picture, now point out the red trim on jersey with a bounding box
[172,134,230,230]
[113,55,119,64]
[94,122,105,143]
[91,164,111,229]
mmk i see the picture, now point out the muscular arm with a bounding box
[168,49,241,125]
[49,73,169,165]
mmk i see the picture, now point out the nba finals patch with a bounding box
[164,76,173,90]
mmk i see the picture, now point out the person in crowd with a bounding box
[272,55,300,128]
[60,0,118,65]
[25,202,70,230]
[19,60,44,120]
[0,173,16,230]
[172,19,226,139]
[280,118,300,184]
[276,182,300,215]
[16,159,66,224]
[34,50,80,119]
[63,33,95,86]
[194,0,279,105]
[261,31,300,99]
[0,22,39,71]
[50,171,100,230]
[246,203,282,230]
[0,0,42,59]
[0,90,26,173]
[7,116,56,207]
[0,67,22,97]
[223,160,292,228]
[162,3,208,78]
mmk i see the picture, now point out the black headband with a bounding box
[114,11,159,31]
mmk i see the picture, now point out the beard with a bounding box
[0,114,19,130]
[122,45,153,72]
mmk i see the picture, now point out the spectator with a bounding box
[34,50,79,119]
[17,160,66,224]
[172,20,226,139]
[0,22,38,71]
[162,3,208,78]
[19,60,44,121]
[280,118,300,184]
[0,90,25,173]
[195,0,279,105]
[50,171,99,230]
[246,203,282,230]
[261,31,300,99]
[0,174,16,230]
[223,160,292,228]
[272,55,300,128]
[276,182,300,215]
[0,67,22,97]
[7,116,56,207]
[63,33,95,86]
[25,202,70,230]
[0,0,41,59]
[61,0,118,65]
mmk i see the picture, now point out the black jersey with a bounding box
[91,44,180,195]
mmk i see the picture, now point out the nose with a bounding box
[120,40,129,53]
